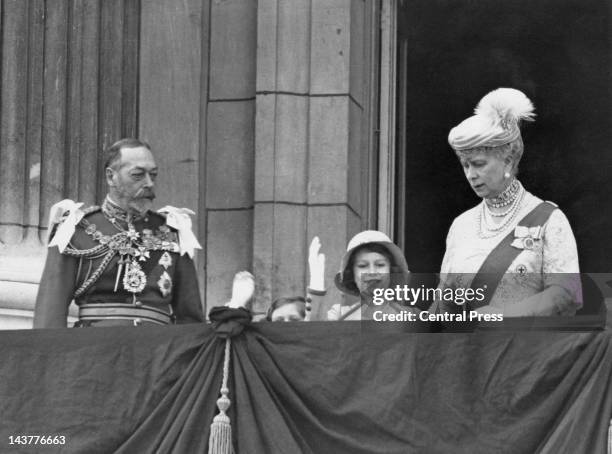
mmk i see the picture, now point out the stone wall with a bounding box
[0,0,380,327]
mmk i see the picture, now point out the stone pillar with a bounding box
[202,0,257,308]
[253,0,379,319]
[139,0,209,306]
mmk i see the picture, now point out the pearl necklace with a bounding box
[484,200,515,217]
[477,185,525,239]
[486,178,520,209]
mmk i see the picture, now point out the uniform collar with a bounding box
[102,196,146,224]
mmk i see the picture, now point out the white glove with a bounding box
[308,236,325,291]
[227,271,255,308]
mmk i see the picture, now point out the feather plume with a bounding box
[474,88,535,126]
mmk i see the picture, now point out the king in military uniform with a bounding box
[33,138,204,327]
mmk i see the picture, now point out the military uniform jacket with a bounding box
[34,203,204,328]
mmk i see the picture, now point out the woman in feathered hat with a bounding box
[308,231,419,321]
[439,88,582,317]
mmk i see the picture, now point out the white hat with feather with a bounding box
[448,88,535,151]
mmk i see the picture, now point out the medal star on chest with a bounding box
[157,271,173,297]
[82,220,179,294]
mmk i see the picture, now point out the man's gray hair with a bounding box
[104,138,152,170]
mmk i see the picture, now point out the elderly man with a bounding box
[33,138,204,327]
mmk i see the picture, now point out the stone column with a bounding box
[201,0,257,308]
[253,0,379,319]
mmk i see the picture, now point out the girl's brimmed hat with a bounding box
[448,88,535,151]
[334,230,409,296]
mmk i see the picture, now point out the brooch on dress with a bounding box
[511,226,542,251]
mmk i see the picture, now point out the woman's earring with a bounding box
[504,172,510,179]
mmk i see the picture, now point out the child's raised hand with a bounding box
[308,236,325,291]
[227,271,255,308]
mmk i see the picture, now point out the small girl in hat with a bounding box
[309,231,420,321]
[225,230,418,321]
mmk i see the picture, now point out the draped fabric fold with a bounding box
[1,324,611,453]
[1,325,221,453]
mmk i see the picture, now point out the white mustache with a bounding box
[135,188,155,199]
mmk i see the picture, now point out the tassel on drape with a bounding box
[208,338,233,454]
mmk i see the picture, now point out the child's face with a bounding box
[271,303,304,322]
[352,250,391,294]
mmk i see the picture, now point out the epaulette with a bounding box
[70,206,101,228]
[82,205,101,216]
[156,206,201,258]
[47,199,88,252]
[55,205,99,224]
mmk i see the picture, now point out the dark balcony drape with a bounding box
[1,323,611,453]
